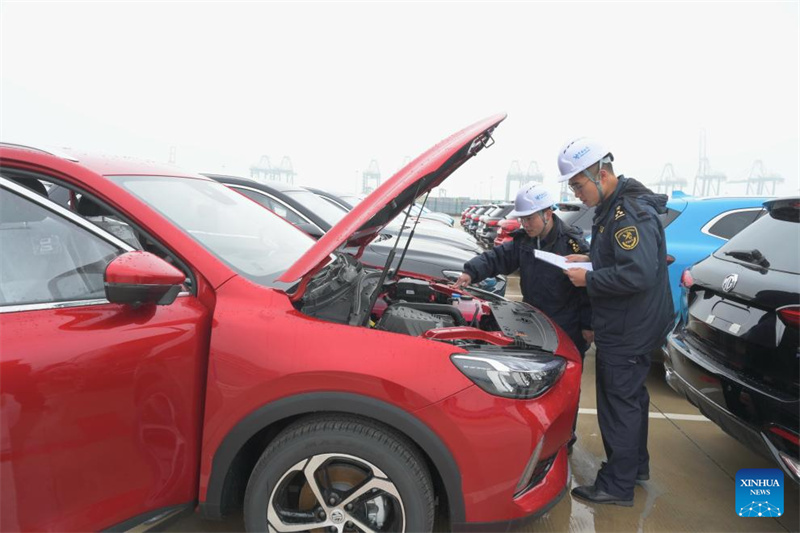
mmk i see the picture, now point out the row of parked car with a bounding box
[0,115,588,532]
[461,192,800,484]
[201,176,505,295]
[463,194,774,314]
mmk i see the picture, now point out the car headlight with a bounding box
[451,351,566,399]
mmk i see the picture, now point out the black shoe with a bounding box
[571,485,634,507]
[600,461,649,482]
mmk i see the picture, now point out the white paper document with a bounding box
[534,249,593,271]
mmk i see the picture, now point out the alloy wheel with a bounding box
[267,452,406,533]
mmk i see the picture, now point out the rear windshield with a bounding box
[558,205,593,235]
[715,206,799,274]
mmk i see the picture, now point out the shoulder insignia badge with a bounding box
[614,205,626,221]
[569,239,581,253]
[599,225,604,233]
[615,226,639,250]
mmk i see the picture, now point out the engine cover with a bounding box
[378,306,445,336]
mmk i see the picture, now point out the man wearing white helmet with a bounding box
[454,182,593,358]
[557,137,673,508]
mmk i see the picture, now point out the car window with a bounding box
[234,187,308,225]
[283,189,348,227]
[716,207,798,274]
[496,205,514,218]
[1,172,198,293]
[659,207,682,229]
[704,208,766,240]
[0,186,122,306]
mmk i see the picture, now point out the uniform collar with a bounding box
[540,215,563,248]
[594,175,627,223]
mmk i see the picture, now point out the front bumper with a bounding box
[664,332,799,483]
[415,356,581,524]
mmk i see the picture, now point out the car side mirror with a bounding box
[105,251,185,306]
[294,222,324,240]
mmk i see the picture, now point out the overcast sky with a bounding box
[2,1,798,201]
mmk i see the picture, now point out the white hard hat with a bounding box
[557,137,613,182]
[508,182,555,218]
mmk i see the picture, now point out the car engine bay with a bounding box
[298,253,558,352]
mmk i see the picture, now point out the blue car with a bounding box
[557,193,772,313]
[662,192,771,312]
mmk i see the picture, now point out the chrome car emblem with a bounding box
[722,274,738,293]
[330,510,345,524]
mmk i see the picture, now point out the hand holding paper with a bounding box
[534,250,593,271]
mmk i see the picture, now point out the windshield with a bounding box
[284,189,348,228]
[110,176,315,287]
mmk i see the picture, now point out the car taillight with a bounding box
[778,306,800,329]
[768,425,800,446]
[680,268,694,288]
[666,254,675,266]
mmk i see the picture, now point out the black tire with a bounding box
[243,415,434,532]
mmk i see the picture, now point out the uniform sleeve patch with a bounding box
[614,205,626,221]
[614,226,639,250]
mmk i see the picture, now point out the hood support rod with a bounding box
[392,189,429,278]
[360,179,424,326]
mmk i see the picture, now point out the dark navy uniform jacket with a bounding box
[463,215,592,355]
[585,176,674,359]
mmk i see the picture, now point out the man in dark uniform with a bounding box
[559,137,673,507]
[454,183,593,359]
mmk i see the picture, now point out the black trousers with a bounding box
[594,353,650,499]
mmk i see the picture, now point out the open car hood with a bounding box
[278,113,506,283]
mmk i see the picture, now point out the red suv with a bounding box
[0,115,581,532]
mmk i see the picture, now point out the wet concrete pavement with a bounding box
[170,274,799,532]
[530,351,799,533]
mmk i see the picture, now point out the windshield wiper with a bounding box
[724,248,770,268]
